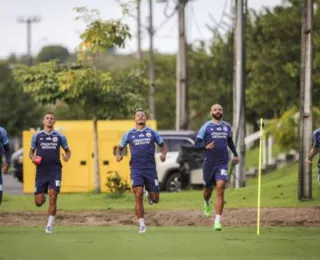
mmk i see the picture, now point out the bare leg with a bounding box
[34,193,46,207]
[133,186,144,218]
[203,187,213,202]
[215,181,225,215]
[148,192,159,204]
[48,189,58,216]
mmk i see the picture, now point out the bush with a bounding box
[105,171,131,198]
[266,106,320,151]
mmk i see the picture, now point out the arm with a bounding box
[195,122,215,150]
[115,146,125,162]
[0,128,11,173]
[1,143,11,174]
[227,136,239,164]
[306,132,320,163]
[62,148,71,162]
[227,136,238,157]
[29,148,37,163]
[61,134,71,162]
[306,146,318,163]
[29,133,37,163]
[194,138,205,149]
[3,143,11,165]
[158,142,167,162]
[116,132,129,162]
[154,130,167,162]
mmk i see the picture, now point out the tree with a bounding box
[14,7,146,193]
[37,45,70,63]
[0,61,42,137]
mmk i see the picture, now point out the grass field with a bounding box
[0,226,319,260]
[1,161,319,211]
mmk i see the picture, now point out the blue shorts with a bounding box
[203,160,228,188]
[35,171,62,194]
[130,168,160,193]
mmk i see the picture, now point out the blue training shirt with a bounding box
[312,128,320,150]
[197,120,232,164]
[0,127,9,165]
[120,127,164,169]
[31,130,68,175]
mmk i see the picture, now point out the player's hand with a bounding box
[305,157,312,164]
[233,156,240,165]
[116,155,123,162]
[1,163,9,174]
[31,156,39,165]
[159,153,166,162]
[62,154,70,162]
[205,141,215,150]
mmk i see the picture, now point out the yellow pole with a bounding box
[257,118,264,235]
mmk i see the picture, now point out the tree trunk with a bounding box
[93,117,100,193]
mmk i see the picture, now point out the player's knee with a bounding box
[152,197,159,203]
[216,187,224,197]
[134,191,143,200]
[35,201,44,207]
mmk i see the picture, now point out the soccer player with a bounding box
[0,126,12,205]
[115,108,167,233]
[29,113,71,233]
[195,104,239,231]
[306,127,320,182]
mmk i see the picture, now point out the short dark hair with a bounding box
[43,112,55,118]
[134,108,146,115]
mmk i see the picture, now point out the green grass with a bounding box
[0,226,319,260]
[1,161,320,211]
[245,144,281,170]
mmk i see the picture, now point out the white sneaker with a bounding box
[139,225,146,234]
[144,190,153,205]
[45,226,53,234]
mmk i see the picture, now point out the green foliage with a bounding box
[266,107,320,151]
[105,171,131,198]
[13,61,65,105]
[0,61,42,136]
[188,37,233,129]
[74,6,131,62]
[37,45,70,63]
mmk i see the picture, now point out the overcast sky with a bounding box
[0,0,282,58]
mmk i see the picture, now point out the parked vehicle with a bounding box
[176,145,205,190]
[156,131,196,192]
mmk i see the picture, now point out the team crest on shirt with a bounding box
[52,136,58,142]
[223,127,228,132]
[146,132,152,137]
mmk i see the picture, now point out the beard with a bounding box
[211,113,223,120]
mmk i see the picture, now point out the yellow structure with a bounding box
[23,120,157,193]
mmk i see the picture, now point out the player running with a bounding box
[29,112,71,233]
[195,104,239,231]
[115,108,167,234]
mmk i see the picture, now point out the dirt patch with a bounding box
[1,208,320,227]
